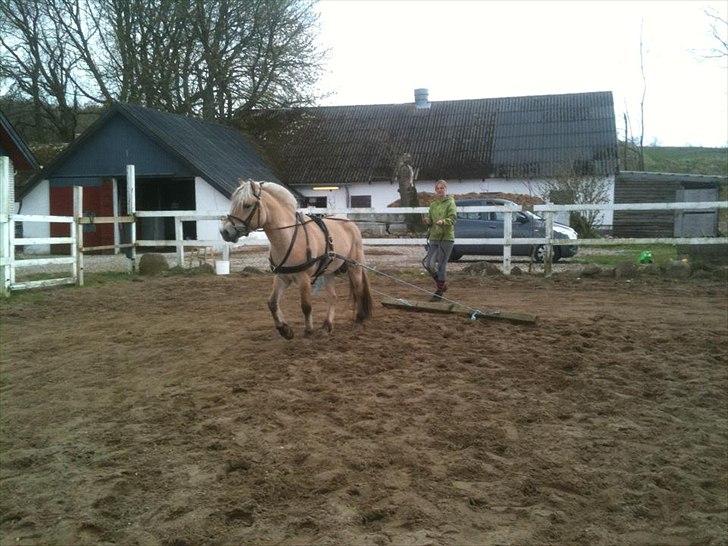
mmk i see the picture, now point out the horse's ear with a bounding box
[237,179,246,187]
[250,180,260,193]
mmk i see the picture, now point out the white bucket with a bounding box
[215,260,230,275]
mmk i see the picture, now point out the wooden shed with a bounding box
[613,171,727,237]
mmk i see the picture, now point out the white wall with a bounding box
[297,176,615,226]
[194,176,230,247]
[19,179,50,254]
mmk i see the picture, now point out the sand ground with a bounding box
[1,270,726,545]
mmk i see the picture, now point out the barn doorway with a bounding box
[131,177,196,244]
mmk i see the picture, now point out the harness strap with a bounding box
[309,215,335,282]
[271,254,329,275]
[270,214,337,284]
[303,213,312,262]
[269,215,353,231]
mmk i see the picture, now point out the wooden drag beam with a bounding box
[380,297,538,326]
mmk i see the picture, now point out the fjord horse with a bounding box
[220,180,373,339]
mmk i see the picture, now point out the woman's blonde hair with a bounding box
[435,179,447,189]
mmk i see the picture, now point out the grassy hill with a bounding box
[634,146,727,176]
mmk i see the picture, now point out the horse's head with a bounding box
[220,180,267,242]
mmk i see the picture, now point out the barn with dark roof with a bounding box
[20,102,287,253]
[244,89,619,216]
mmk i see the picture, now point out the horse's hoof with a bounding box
[322,320,333,333]
[277,324,295,340]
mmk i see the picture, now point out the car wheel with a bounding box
[533,245,561,263]
[449,250,463,262]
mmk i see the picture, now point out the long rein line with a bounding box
[336,255,490,320]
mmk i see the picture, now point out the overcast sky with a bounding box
[314,0,728,148]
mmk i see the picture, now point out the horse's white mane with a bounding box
[233,180,298,211]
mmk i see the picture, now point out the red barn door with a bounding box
[50,181,115,253]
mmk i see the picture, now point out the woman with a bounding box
[423,179,457,301]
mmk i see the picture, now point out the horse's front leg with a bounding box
[268,275,294,340]
[299,274,314,337]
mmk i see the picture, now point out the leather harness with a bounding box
[268,212,338,283]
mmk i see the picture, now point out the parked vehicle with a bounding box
[450,198,578,262]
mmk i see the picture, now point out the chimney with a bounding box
[414,88,430,109]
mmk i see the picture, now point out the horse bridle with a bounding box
[226,183,264,236]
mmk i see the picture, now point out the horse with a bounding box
[219,180,373,339]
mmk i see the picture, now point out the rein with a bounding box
[268,215,353,231]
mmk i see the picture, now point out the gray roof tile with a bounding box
[245,91,618,184]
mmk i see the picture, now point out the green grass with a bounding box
[642,146,728,176]
[573,244,677,267]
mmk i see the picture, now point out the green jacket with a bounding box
[427,196,457,241]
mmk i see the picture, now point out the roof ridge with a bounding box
[278,90,614,111]
[115,102,243,133]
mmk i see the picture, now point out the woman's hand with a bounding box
[435,219,445,225]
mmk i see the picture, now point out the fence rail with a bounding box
[2,161,727,295]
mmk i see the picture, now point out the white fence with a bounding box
[2,160,727,295]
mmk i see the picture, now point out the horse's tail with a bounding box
[358,268,373,322]
[349,263,373,323]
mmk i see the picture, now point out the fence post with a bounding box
[73,186,84,286]
[8,214,15,287]
[502,210,512,275]
[112,177,120,254]
[1,157,10,297]
[126,165,137,271]
[175,216,184,267]
[544,211,554,277]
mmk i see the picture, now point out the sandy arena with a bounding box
[1,268,726,545]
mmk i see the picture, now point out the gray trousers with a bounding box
[423,240,454,282]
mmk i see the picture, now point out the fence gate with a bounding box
[1,157,78,296]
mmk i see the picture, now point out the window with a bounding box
[306,196,327,207]
[350,195,371,208]
[457,212,483,220]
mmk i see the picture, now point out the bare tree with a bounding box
[0,0,325,140]
[621,107,645,171]
[537,163,612,236]
[638,19,646,171]
[622,111,630,168]
[703,9,728,58]
[0,0,81,141]
[392,153,422,232]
